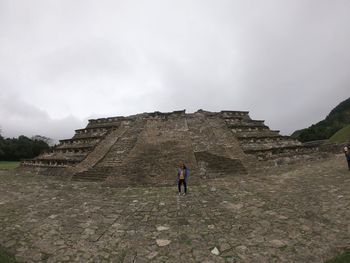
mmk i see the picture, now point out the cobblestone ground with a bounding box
[0,155,350,263]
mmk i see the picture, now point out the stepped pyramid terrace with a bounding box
[21,110,319,184]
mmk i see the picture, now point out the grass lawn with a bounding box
[328,124,350,143]
[0,161,20,169]
[325,250,350,263]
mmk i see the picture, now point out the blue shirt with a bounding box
[177,168,188,183]
[346,152,350,161]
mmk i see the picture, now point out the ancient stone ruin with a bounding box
[21,110,318,185]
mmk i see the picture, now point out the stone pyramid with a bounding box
[21,110,316,185]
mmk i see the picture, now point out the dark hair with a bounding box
[183,164,187,169]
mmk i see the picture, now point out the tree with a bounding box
[292,97,350,142]
[0,135,50,161]
[0,131,4,159]
[31,135,55,146]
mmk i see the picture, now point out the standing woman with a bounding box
[345,147,350,171]
[183,164,188,193]
[177,164,188,195]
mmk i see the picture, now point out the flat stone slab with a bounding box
[156,239,171,247]
[0,156,350,262]
[156,226,170,231]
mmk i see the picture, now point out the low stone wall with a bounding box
[17,165,73,177]
[302,140,350,154]
[319,142,349,153]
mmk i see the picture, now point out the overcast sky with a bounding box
[1,0,349,140]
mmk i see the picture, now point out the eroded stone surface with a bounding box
[1,155,350,262]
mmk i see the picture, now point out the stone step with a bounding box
[96,121,144,167]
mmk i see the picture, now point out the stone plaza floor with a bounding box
[0,155,350,262]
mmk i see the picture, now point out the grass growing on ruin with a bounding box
[0,161,20,169]
[0,246,18,263]
[325,250,350,263]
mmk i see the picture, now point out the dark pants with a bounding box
[347,160,350,170]
[178,179,187,193]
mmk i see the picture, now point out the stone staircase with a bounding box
[72,119,144,181]
[75,115,199,185]
[70,125,128,175]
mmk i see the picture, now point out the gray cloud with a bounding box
[1,0,349,140]
[0,91,83,140]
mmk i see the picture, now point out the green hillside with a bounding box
[292,97,350,142]
[328,124,350,143]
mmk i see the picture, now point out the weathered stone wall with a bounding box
[22,109,324,183]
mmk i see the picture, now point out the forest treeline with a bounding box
[0,134,50,161]
[292,97,350,142]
